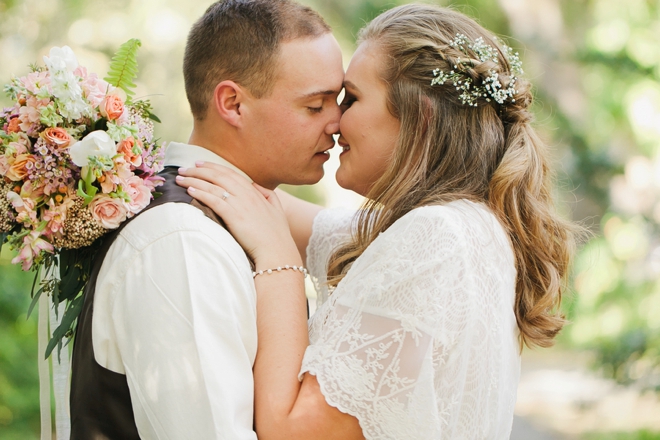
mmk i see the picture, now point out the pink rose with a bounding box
[124,176,152,215]
[100,94,125,121]
[117,137,143,167]
[41,127,72,149]
[90,195,128,229]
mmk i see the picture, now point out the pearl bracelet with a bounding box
[253,264,308,279]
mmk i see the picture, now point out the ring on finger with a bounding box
[221,191,231,201]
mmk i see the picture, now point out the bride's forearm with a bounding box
[252,257,364,440]
[252,253,309,438]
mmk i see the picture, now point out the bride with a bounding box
[176,4,577,439]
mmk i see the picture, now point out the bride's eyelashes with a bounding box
[307,105,324,114]
[340,96,356,111]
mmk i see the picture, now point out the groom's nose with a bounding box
[324,102,341,135]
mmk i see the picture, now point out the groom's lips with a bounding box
[314,144,334,161]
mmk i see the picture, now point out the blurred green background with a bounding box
[1,0,659,438]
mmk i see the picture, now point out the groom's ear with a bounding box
[212,80,244,127]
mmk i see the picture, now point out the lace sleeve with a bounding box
[301,204,520,440]
[306,208,356,306]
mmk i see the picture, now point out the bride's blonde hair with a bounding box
[327,4,578,349]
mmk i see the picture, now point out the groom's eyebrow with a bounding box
[300,90,339,99]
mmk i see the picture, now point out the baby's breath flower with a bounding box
[431,33,523,107]
[52,196,107,249]
[0,180,15,233]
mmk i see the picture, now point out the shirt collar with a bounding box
[164,142,252,182]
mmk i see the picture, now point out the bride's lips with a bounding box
[338,140,350,156]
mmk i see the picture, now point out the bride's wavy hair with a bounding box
[326,3,579,349]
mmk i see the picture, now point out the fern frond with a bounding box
[104,39,142,101]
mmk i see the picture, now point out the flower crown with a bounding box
[431,33,524,107]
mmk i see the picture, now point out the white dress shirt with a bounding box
[92,142,258,439]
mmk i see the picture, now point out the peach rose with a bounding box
[41,127,72,149]
[6,154,36,181]
[89,195,128,229]
[100,94,125,121]
[7,117,21,133]
[117,137,143,167]
[125,176,152,215]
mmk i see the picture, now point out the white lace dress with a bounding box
[300,200,521,440]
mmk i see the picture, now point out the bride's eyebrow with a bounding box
[343,81,359,94]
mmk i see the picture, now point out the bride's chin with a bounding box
[335,174,370,197]
[334,175,349,190]
[334,168,352,191]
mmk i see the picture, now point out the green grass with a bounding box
[582,430,660,440]
[0,246,40,439]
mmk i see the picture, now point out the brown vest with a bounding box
[69,166,308,439]
[69,166,225,439]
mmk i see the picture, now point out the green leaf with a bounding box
[26,286,44,319]
[77,179,96,206]
[58,248,88,302]
[103,39,142,100]
[29,267,40,299]
[93,117,108,132]
[45,295,83,359]
[148,112,161,123]
[0,232,7,245]
[52,282,60,312]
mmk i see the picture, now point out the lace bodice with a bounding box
[301,201,520,439]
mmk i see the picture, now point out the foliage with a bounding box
[0,256,40,439]
[104,38,141,100]
[582,430,660,440]
[555,0,660,390]
[0,0,18,14]
[0,0,659,437]
[280,184,326,206]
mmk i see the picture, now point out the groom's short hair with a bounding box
[184,0,331,120]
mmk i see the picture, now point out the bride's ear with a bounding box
[212,80,245,127]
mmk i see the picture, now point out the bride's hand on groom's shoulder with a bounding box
[176,163,301,266]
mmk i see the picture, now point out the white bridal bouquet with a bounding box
[0,39,165,357]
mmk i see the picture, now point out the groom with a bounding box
[68,0,344,438]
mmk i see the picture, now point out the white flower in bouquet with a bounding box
[44,46,87,120]
[69,130,118,167]
[43,46,79,73]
